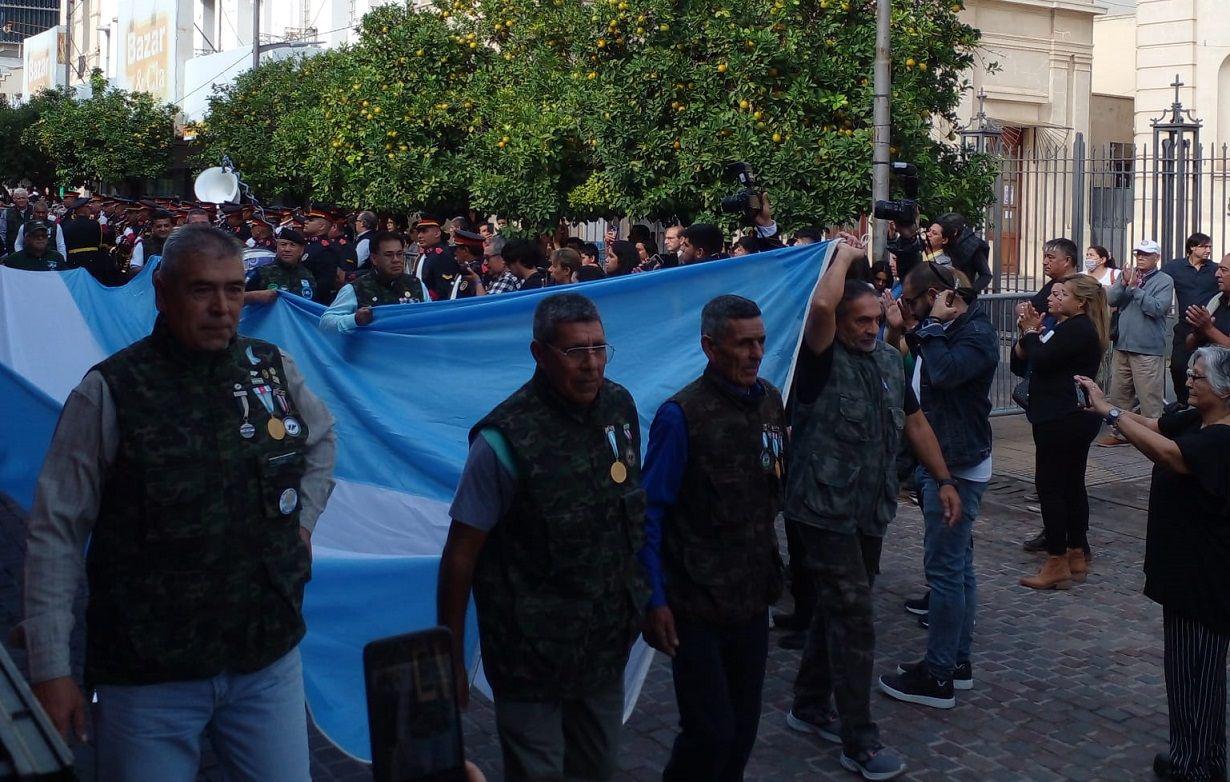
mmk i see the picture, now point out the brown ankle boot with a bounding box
[1067,548,1088,582]
[1020,555,1072,590]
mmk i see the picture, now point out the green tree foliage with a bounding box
[199,0,995,230]
[0,92,63,188]
[26,71,177,189]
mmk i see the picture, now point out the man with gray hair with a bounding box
[639,294,786,780]
[438,292,647,781]
[353,210,378,267]
[19,224,335,779]
[3,187,32,254]
[483,234,520,294]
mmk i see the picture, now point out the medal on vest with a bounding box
[760,429,773,473]
[267,417,287,439]
[284,417,302,437]
[771,429,783,478]
[278,487,298,515]
[233,384,256,439]
[274,388,291,415]
[622,422,637,467]
[605,425,627,484]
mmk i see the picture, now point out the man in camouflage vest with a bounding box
[639,294,786,781]
[783,238,961,782]
[438,292,648,781]
[19,225,336,780]
[245,227,318,305]
[319,231,427,334]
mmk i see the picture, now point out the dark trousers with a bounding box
[663,612,769,782]
[1032,412,1101,556]
[1164,608,1229,782]
[1173,329,1193,407]
[784,517,817,623]
[792,526,883,755]
[494,678,623,781]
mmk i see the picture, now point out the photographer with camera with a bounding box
[718,163,781,245]
[934,213,992,294]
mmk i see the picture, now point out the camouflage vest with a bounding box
[470,372,649,701]
[86,319,311,686]
[786,339,905,537]
[257,260,317,301]
[350,271,425,306]
[664,369,786,625]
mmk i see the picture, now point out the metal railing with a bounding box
[976,292,1033,416]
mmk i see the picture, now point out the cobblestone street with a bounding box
[0,417,1175,781]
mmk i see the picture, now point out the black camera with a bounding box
[873,162,920,226]
[719,162,765,225]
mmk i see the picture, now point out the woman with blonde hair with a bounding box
[1011,272,1109,589]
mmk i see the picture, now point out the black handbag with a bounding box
[1012,376,1030,410]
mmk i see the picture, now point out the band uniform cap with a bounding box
[454,229,484,249]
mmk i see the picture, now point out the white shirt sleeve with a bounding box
[13,224,23,252]
[318,283,361,334]
[355,237,370,266]
[56,228,67,259]
[129,242,145,269]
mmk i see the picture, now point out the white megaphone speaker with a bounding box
[194,166,241,204]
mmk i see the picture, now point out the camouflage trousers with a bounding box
[791,525,884,755]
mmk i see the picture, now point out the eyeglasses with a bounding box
[550,344,614,365]
[1187,370,1209,382]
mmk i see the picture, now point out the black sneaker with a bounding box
[897,659,973,690]
[1022,531,1048,553]
[878,666,955,709]
[904,591,930,616]
[1152,751,1228,781]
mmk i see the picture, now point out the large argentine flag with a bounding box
[0,241,833,760]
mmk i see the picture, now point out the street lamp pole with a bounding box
[251,0,260,70]
[871,0,891,263]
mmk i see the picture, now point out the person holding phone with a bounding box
[1011,271,1109,589]
[438,293,647,782]
[1075,346,1230,782]
[877,262,998,710]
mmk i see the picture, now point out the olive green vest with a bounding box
[785,339,905,537]
[470,372,649,701]
[664,368,786,625]
[86,319,311,686]
[256,260,317,300]
[350,271,426,306]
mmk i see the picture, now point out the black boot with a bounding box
[1022,531,1047,553]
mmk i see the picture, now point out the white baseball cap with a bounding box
[1133,239,1161,255]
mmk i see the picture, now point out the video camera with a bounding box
[873,162,919,226]
[719,162,766,225]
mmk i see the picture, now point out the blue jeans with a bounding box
[917,468,986,681]
[92,646,310,782]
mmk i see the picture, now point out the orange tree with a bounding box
[198,0,994,230]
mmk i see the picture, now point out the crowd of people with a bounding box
[8,174,1230,782]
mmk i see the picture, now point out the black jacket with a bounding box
[1011,313,1103,424]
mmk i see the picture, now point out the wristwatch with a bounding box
[938,477,959,489]
[1104,407,1123,427]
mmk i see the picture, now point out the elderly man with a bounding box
[784,240,961,781]
[2,221,69,271]
[19,224,335,780]
[12,200,68,259]
[245,228,318,305]
[1164,233,1218,406]
[2,187,32,254]
[438,293,647,781]
[1098,239,1175,446]
[484,235,520,294]
[1184,253,1230,352]
[320,231,427,333]
[353,210,378,267]
[640,295,787,781]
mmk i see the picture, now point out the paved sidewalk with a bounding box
[0,416,1173,781]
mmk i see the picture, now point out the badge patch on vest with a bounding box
[284,417,302,437]
[278,488,298,515]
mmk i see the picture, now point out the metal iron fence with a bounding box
[976,292,1033,416]
[979,78,1228,295]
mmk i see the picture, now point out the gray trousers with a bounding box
[494,678,623,781]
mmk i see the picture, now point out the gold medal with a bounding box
[267,417,286,440]
[610,460,628,484]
